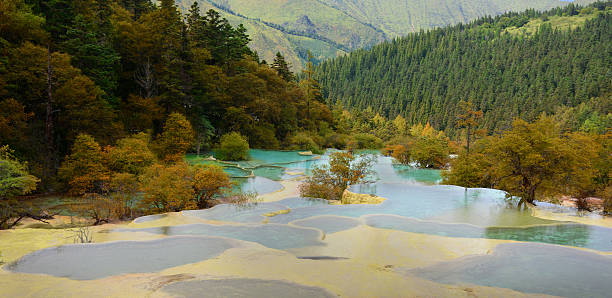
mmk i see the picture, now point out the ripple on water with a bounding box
[6,236,240,280]
[162,278,335,298]
[411,242,612,298]
[115,223,325,250]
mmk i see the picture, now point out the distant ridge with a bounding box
[177,0,597,70]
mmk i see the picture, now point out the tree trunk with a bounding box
[44,45,55,182]
[466,126,471,154]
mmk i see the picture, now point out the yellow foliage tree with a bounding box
[155,113,195,163]
[192,164,232,208]
[139,162,196,213]
[300,152,375,200]
[59,134,110,195]
[106,132,156,175]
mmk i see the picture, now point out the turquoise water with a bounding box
[412,243,612,298]
[116,223,324,250]
[182,150,612,252]
[10,150,612,296]
[6,237,239,280]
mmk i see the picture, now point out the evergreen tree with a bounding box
[272,52,295,82]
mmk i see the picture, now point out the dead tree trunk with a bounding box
[44,45,55,182]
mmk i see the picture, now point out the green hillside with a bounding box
[314,2,612,135]
[320,0,591,36]
[176,1,345,70]
[174,0,596,70]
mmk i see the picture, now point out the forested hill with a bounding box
[177,0,596,70]
[314,2,612,135]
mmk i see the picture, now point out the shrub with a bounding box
[155,113,194,163]
[106,132,156,175]
[250,125,280,149]
[352,133,383,149]
[139,163,195,213]
[290,132,322,154]
[58,134,109,195]
[325,133,350,149]
[216,132,250,161]
[299,152,375,200]
[192,164,232,208]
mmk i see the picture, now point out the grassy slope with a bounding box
[320,0,596,37]
[175,0,598,69]
[176,1,346,71]
[505,7,604,35]
[207,0,387,49]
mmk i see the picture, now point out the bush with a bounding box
[249,125,280,149]
[106,132,156,175]
[290,132,322,154]
[299,152,375,200]
[155,113,195,163]
[347,133,383,150]
[325,133,350,149]
[216,132,250,161]
[192,164,232,208]
[139,163,196,213]
[58,134,109,195]
[384,135,449,169]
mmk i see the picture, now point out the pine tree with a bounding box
[272,52,295,82]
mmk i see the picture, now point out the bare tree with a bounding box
[72,226,93,244]
[135,58,156,98]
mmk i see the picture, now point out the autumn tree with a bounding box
[0,99,32,150]
[139,162,195,213]
[392,115,408,136]
[0,145,44,229]
[119,94,163,133]
[216,132,249,161]
[192,164,232,208]
[456,100,483,154]
[106,132,156,175]
[155,113,195,163]
[383,123,450,168]
[445,115,602,206]
[300,151,375,200]
[442,151,492,188]
[58,134,109,195]
[106,172,140,219]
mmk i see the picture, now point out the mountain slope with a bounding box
[177,0,597,70]
[320,0,585,36]
[176,1,346,70]
[314,3,612,135]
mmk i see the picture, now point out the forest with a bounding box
[314,2,612,137]
[0,0,340,227]
[1,0,335,187]
[1,0,611,228]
